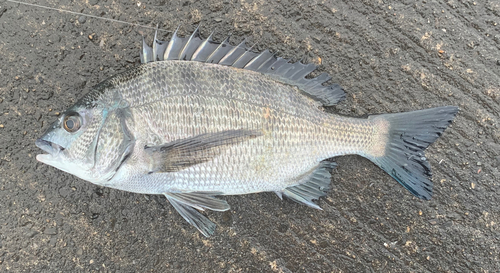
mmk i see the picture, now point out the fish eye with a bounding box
[62,113,82,133]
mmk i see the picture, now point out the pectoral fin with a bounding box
[164,192,230,237]
[145,129,262,173]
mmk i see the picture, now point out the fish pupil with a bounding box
[66,119,74,129]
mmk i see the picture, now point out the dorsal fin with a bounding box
[141,28,345,105]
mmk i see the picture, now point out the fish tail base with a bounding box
[368,106,458,200]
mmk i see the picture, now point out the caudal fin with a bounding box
[368,106,458,200]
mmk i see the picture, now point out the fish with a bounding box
[35,27,459,237]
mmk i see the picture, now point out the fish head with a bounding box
[36,101,108,183]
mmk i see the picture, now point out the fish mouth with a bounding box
[36,138,65,155]
[35,139,65,163]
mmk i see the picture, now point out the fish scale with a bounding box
[36,28,458,236]
[102,61,375,194]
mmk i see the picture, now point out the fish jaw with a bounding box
[35,138,65,165]
[35,137,75,172]
[35,138,92,181]
[36,138,64,156]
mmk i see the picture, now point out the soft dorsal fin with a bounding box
[141,27,346,106]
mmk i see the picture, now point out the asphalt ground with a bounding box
[0,0,499,272]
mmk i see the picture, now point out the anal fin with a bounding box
[164,192,230,237]
[281,161,337,209]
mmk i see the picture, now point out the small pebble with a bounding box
[78,16,87,24]
[27,230,38,238]
[319,240,329,248]
[44,227,57,235]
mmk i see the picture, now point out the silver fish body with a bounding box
[98,61,376,195]
[36,29,458,236]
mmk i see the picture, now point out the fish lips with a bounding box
[35,138,65,163]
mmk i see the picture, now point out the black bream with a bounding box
[35,27,458,236]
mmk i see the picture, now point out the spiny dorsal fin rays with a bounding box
[205,36,232,64]
[153,27,168,61]
[232,41,260,68]
[243,49,275,71]
[191,31,218,62]
[218,39,247,66]
[140,37,153,63]
[178,26,203,61]
[141,27,346,106]
[152,28,159,60]
[164,26,188,60]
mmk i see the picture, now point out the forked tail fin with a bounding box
[368,106,458,200]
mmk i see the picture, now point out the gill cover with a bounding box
[92,108,135,183]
